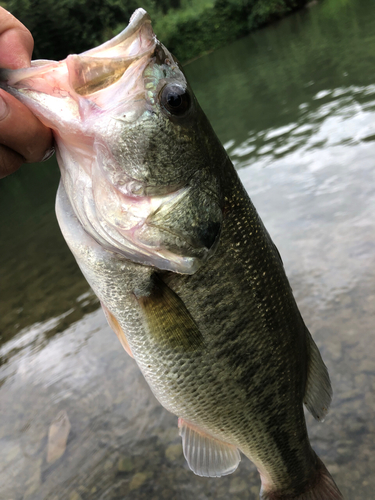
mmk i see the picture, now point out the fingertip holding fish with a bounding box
[41,145,55,162]
[0,92,9,120]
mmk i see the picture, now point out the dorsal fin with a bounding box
[178,418,241,477]
[304,330,332,421]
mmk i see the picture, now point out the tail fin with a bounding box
[260,456,344,500]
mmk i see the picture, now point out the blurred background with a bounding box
[1,0,374,499]
[2,0,308,63]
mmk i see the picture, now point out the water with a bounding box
[1,1,374,498]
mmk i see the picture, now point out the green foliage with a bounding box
[154,0,252,62]
[157,0,182,14]
[248,0,307,30]
[6,0,152,60]
[155,0,309,62]
[320,0,355,17]
[5,0,309,62]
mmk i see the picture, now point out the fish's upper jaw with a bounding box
[67,9,156,101]
[81,9,154,59]
[129,8,149,25]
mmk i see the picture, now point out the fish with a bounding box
[0,9,344,499]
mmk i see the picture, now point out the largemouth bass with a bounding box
[1,9,343,499]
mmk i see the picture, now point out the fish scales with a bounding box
[142,171,314,485]
[57,161,323,495]
[0,8,343,499]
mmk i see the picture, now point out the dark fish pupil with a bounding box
[167,93,182,107]
[160,84,191,116]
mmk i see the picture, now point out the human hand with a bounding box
[0,7,53,178]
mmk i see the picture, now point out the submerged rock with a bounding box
[47,410,71,464]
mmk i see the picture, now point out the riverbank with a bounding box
[154,0,311,63]
[5,0,311,63]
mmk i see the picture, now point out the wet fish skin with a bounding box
[56,171,341,499]
[57,166,341,499]
[1,9,343,499]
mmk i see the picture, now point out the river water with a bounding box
[0,1,374,498]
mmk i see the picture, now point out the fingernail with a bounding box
[0,94,9,121]
[41,146,55,162]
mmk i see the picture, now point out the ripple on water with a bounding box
[229,83,375,171]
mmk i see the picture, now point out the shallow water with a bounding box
[1,0,375,498]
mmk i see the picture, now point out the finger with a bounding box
[0,7,33,69]
[0,89,53,163]
[0,144,24,178]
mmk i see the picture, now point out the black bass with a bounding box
[0,9,343,499]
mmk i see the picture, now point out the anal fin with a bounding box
[304,329,332,421]
[178,418,241,477]
[101,303,134,358]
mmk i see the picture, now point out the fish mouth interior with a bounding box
[69,55,141,96]
[67,9,156,97]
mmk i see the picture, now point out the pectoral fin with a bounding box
[101,303,134,358]
[136,274,204,351]
[178,418,241,477]
[303,329,332,421]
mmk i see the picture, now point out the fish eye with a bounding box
[160,84,191,116]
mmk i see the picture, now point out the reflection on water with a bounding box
[228,84,375,170]
[1,0,375,498]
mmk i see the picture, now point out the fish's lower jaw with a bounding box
[101,237,204,274]
[81,213,210,274]
[148,252,203,275]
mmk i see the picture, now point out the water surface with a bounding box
[1,1,374,498]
